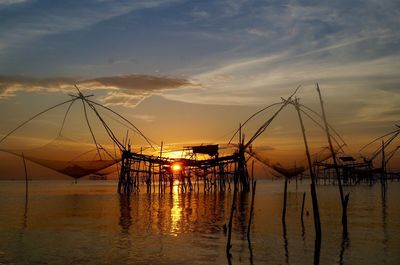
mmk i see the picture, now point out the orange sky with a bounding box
[0,85,398,180]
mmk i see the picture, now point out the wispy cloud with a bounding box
[0,0,179,54]
[84,74,194,107]
[160,0,400,126]
[0,76,76,99]
[0,74,194,107]
[0,0,29,6]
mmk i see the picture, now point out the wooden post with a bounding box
[22,152,28,200]
[247,181,257,240]
[159,141,163,194]
[295,161,298,190]
[251,160,254,186]
[381,140,387,198]
[148,161,152,193]
[316,84,349,235]
[381,140,386,183]
[301,192,306,223]
[238,123,242,191]
[282,176,288,224]
[226,185,238,257]
[118,155,124,193]
[294,98,321,240]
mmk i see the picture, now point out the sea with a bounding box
[0,179,399,264]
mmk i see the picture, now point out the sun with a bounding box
[172,163,182,172]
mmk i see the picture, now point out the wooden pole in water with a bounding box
[381,140,386,183]
[251,160,254,186]
[22,152,28,199]
[247,181,257,240]
[226,185,238,257]
[282,176,288,224]
[238,123,242,191]
[295,161,298,190]
[294,98,321,240]
[316,83,349,235]
[159,141,163,193]
[301,192,306,223]
[381,140,387,197]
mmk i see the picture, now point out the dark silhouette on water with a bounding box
[119,194,132,234]
[301,192,306,241]
[226,184,237,264]
[314,236,321,265]
[381,183,388,265]
[21,152,29,230]
[282,176,288,224]
[247,179,256,265]
[300,192,306,224]
[282,222,289,264]
[339,232,349,265]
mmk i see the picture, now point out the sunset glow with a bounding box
[171,163,182,172]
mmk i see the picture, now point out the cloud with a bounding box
[0,0,179,54]
[246,28,272,38]
[132,114,155,123]
[163,44,400,131]
[218,0,247,17]
[0,74,194,107]
[191,8,209,19]
[0,0,29,6]
[0,76,77,99]
[159,1,400,126]
[82,75,194,107]
[83,75,190,92]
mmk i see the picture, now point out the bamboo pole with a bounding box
[294,98,321,239]
[381,140,387,198]
[80,97,102,160]
[295,161,298,190]
[159,141,163,194]
[316,84,349,235]
[226,186,238,258]
[301,192,306,224]
[381,140,386,183]
[22,152,28,200]
[282,177,288,224]
[247,181,257,240]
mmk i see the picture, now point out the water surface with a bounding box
[0,180,399,264]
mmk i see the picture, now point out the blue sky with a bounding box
[1,0,399,77]
[0,0,399,175]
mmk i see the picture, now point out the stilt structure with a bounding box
[117,144,249,194]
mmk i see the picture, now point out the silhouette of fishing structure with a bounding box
[0,85,251,193]
[1,84,395,190]
[2,84,399,265]
[314,125,400,185]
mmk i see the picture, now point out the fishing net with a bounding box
[248,145,341,178]
[0,91,156,179]
[0,135,120,179]
[0,101,120,179]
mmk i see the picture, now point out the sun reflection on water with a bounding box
[170,180,181,236]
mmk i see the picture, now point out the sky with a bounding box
[0,0,399,179]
